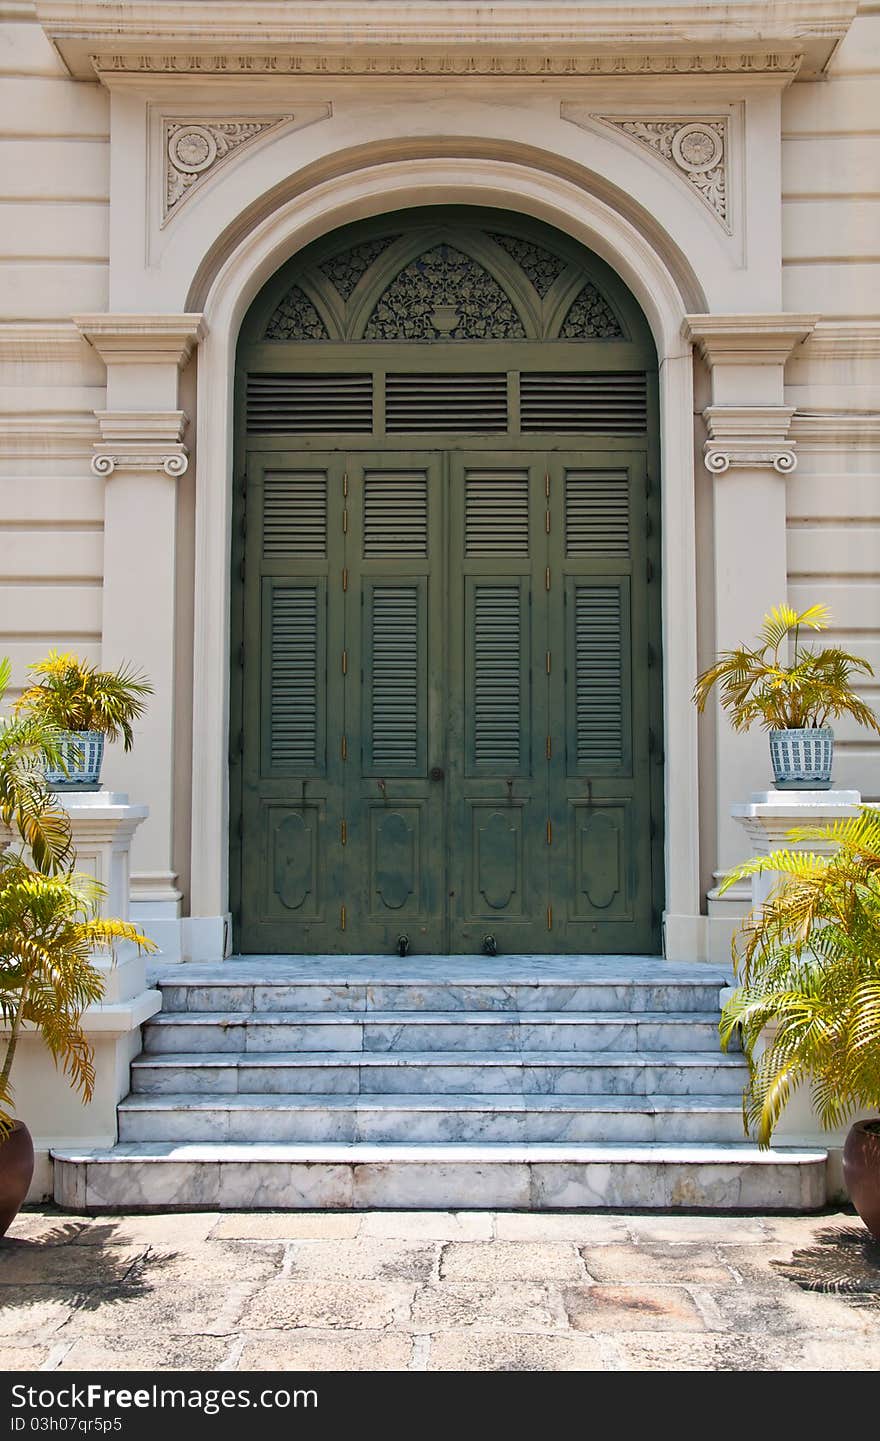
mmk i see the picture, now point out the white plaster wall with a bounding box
[0,1,877,953]
[782,7,880,806]
[0,13,108,706]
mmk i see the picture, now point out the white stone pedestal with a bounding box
[732,788,862,907]
[730,787,863,1195]
[0,792,162,1200]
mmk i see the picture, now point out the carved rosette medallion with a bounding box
[163,118,293,220]
[588,115,731,230]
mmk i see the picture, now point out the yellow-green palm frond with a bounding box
[16,650,153,752]
[691,601,880,735]
[721,809,880,1146]
[0,854,157,1128]
[758,603,830,651]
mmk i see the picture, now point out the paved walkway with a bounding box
[1,1208,879,1371]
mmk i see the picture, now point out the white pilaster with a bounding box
[682,314,818,959]
[75,314,205,960]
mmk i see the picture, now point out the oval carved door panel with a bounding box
[373,808,416,911]
[476,809,520,911]
[272,810,316,912]
[578,808,623,912]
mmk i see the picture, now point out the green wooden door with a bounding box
[232,207,664,955]
[237,446,659,954]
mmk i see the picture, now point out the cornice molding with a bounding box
[799,322,880,361]
[36,1,859,81]
[0,411,98,458]
[0,322,89,363]
[683,314,819,366]
[86,50,805,82]
[789,412,880,447]
[91,409,189,477]
[702,404,798,474]
[75,315,205,368]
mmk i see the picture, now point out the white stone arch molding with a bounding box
[188,155,703,960]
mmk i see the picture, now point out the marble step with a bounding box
[142,1010,728,1056]
[155,956,728,1016]
[131,1048,747,1096]
[116,1092,751,1144]
[52,1141,829,1212]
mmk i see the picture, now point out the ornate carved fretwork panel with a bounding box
[362,244,527,341]
[259,223,629,343]
[265,286,329,341]
[318,236,400,300]
[487,234,567,297]
[560,283,624,340]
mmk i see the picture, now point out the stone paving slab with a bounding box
[0,1206,878,1371]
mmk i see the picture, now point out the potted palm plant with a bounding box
[15,651,152,791]
[719,809,880,1237]
[0,857,155,1233]
[0,654,154,1233]
[693,603,880,789]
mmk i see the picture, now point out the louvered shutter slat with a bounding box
[247,374,372,432]
[385,374,507,432]
[473,585,522,769]
[369,586,421,770]
[262,473,328,557]
[465,472,529,556]
[565,471,630,557]
[521,373,647,434]
[269,586,321,769]
[363,473,429,557]
[575,586,625,769]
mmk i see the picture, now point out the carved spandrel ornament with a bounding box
[575,113,731,231]
[163,117,293,220]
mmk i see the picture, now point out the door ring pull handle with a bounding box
[430,766,445,783]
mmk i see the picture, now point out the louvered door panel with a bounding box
[262,580,326,773]
[363,581,426,775]
[468,582,526,772]
[263,472,328,558]
[465,471,529,556]
[569,581,630,773]
[565,470,630,557]
[363,470,428,557]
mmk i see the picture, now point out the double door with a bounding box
[235,448,661,953]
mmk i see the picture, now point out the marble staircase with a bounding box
[52,957,829,1210]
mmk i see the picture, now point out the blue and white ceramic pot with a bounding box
[769,726,833,790]
[44,731,105,791]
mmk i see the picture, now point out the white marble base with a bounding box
[52,1142,829,1212]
